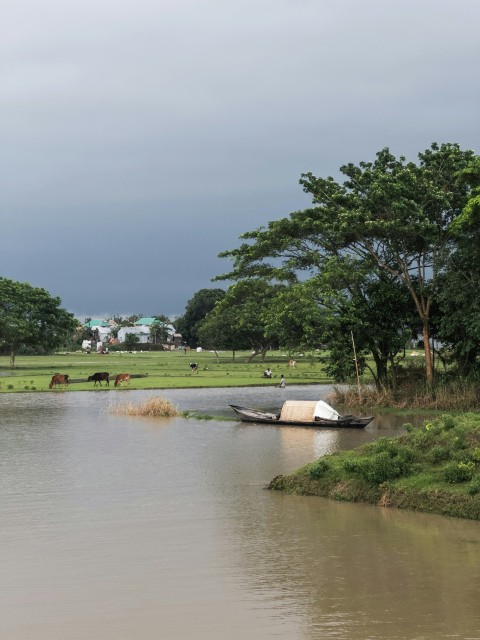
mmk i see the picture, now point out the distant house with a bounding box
[132,317,182,348]
[117,325,151,344]
[83,319,110,329]
[83,319,112,344]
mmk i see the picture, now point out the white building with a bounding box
[117,326,151,344]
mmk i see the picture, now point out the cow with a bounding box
[288,359,297,368]
[189,362,199,374]
[114,373,131,387]
[49,373,69,389]
[87,372,110,386]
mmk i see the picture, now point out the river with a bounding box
[1,386,479,639]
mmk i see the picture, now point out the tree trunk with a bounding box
[422,322,434,385]
[10,347,16,369]
[388,355,398,391]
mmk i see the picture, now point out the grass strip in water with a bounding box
[269,413,480,521]
[110,396,180,417]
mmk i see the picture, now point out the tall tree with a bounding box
[176,288,226,347]
[198,280,281,361]
[438,156,480,374]
[219,143,475,385]
[0,277,77,368]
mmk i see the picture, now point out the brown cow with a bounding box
[288,359,297,368]
[87,372,110,386]
[114,373,131,387]
[49,374,69,389]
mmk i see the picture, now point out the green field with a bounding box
[0,350,331,393]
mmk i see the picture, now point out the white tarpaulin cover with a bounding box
[313,400,340,421]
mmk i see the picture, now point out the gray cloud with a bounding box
[2,0,479,319]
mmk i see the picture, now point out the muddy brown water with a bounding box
[1,386,479,639]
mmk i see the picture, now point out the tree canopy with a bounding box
[0,277,77,368]
[175,288,226,347]
[216,143,478,385]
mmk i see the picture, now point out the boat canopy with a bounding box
[279,400,340,423]
[314,400,340,421]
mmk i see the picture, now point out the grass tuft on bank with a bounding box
[110,396,180,417]
[269,413,480,520]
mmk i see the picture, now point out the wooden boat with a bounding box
[229,400,373,429]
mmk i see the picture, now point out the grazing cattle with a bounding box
[114,373,131,387]
[49,373,69,389]
[87,372,110,386]
[189,362,199,374]
[288,359,297,368]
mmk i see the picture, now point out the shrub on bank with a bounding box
[269,413,480,520]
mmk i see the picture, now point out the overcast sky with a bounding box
[2,0,479,320]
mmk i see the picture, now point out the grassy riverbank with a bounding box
[269,413,480,520]
[0,350,330,392]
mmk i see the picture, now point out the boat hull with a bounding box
[229,405,373,428]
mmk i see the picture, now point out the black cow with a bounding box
[189,362,199,374]
[87,372,110,386]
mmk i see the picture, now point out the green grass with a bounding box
[0,350,332,393]
[269,413,480,520]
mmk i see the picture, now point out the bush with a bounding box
[442,415,456,430]
[467,476,480,495]
[428,446,450,464]
[359,451,412,485]
[307,459,330,479]
[443,461,476,484]
[343,456,364,473]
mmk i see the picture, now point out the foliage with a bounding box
[0,277,77,368]
[443,461,476,483]
[437,156,480,375]
[198,280,282,360]
[175,288,226,347]
[123,333,140,349]
[270,413,480,520]
[307,458,331,479]
[217,143,476,386]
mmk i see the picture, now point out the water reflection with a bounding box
[0,388,479,640]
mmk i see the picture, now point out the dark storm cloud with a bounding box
[2,0,479,319]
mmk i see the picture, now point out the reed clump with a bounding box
[331,380,480,411]
[111,396,180,417]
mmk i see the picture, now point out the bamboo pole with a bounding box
[351,330,362,403]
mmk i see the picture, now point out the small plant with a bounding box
[359,451,412,484]
[442,415,456,430]
[443,461,475,484]
[467,476,480,495]
[307,458,330,479]
[428,446,450,464]
[343,456,364,473]
[7,384,13,389]
[472,448,480,463]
